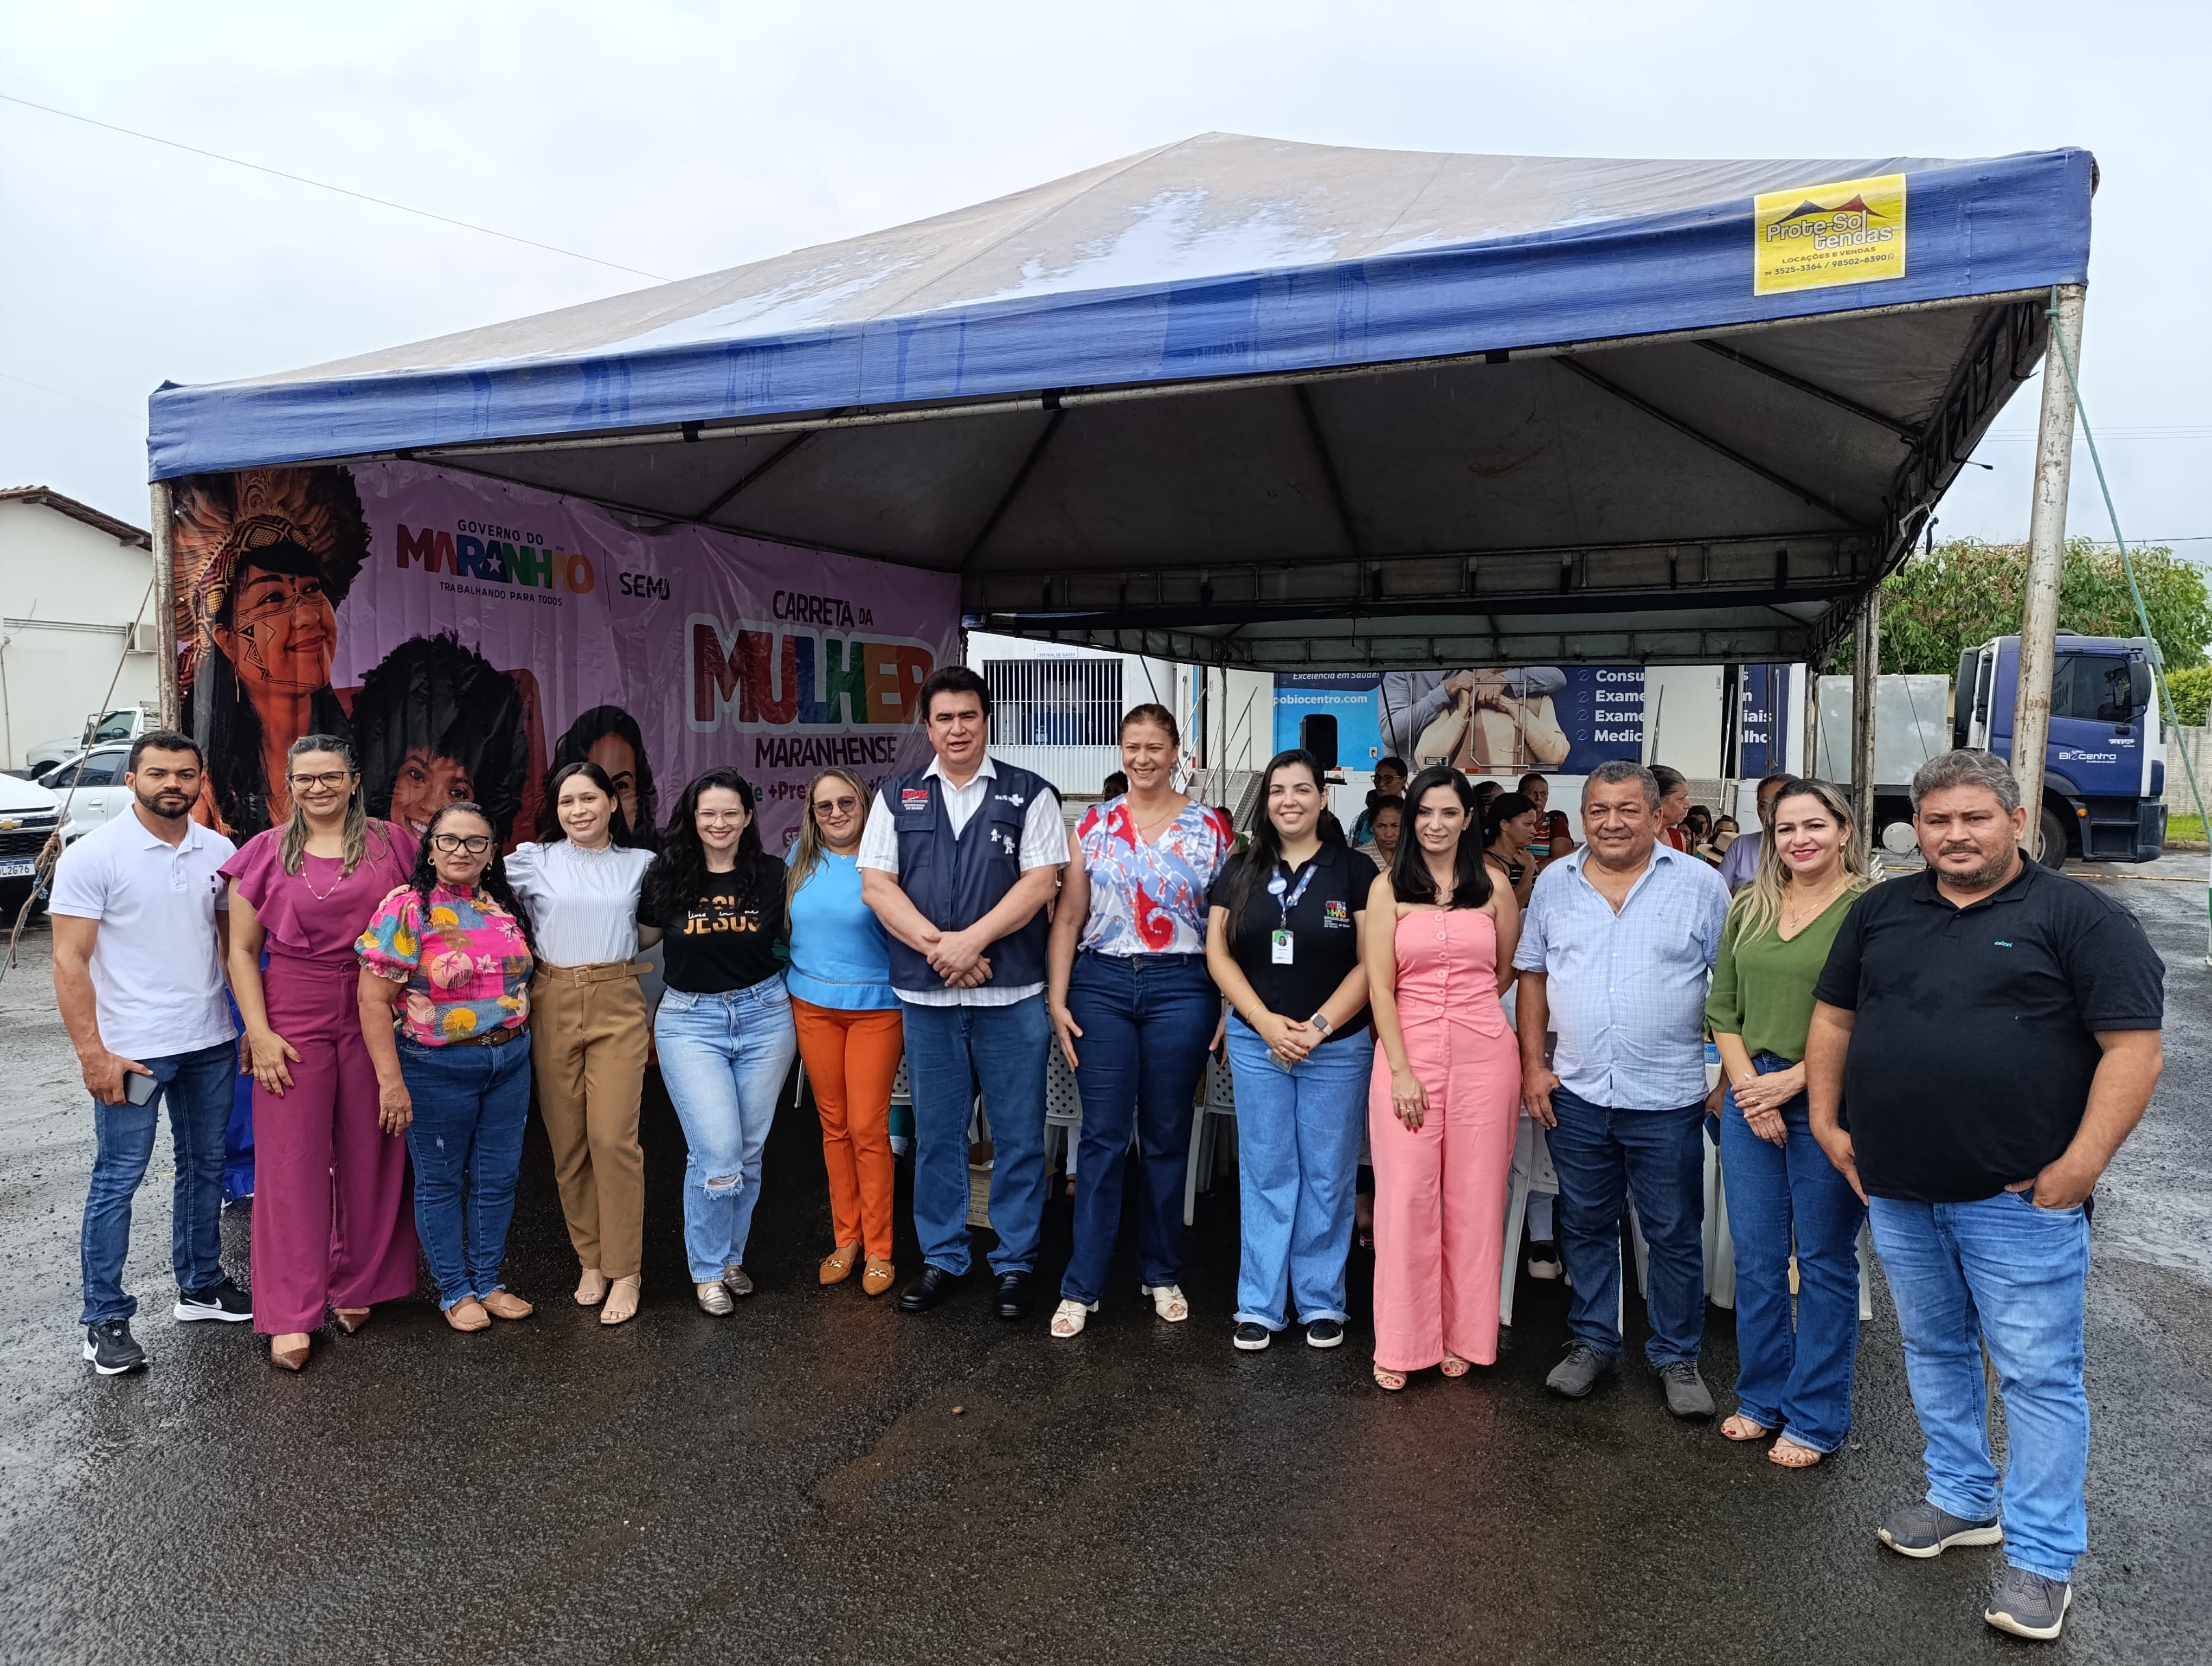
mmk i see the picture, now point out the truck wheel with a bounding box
[2035,805,2069,870]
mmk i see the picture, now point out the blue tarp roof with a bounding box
[147,135,2092,480]
[144,134,2095,668]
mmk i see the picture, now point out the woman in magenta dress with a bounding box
[1362,766,1523,1391]
[222,734,418,1369]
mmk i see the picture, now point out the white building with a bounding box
[0,488,158,769]
[964,630,1271,811]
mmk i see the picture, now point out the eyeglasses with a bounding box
[288,771,352,791]
[697,813,748,826]
[813,796,860,816]
[431,834,493,854]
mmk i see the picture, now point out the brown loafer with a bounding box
[446,1298,491,1332]
[269,1334,310,1371]
[861,1256,896,1297]
[819,1244,861,1286]
[333,1306,371,1335]
[480,1291,534,1321]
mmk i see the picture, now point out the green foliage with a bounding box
[1831,539,2212,677]
[2165,666,2212,727]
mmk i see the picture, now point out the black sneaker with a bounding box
[1306,1318,1345,1349]
[83,1318,147,1375]
[1877,1498,2004,1558]
[174,1277,252,1323]
[1232,1322,1272,1351]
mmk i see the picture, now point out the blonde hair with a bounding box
[1732,776,1870,943]
[787,766,871,906]
[278,733,384,877]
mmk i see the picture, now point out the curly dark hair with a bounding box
[641,766,779,926]
[350,632,531,845]
[403,802,536,956]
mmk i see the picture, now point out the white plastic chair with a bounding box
[1043,1045,1084,1174]
[1184,1054,1238,1225]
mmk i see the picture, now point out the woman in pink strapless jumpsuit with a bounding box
[1364,767,1522,1390]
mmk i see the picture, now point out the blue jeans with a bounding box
[79,1039,236,1325]
[1545,1084,1706,1365]
[1720,1053,1866,1452]
[1869,1190,2091,1584]
[1224,1015,1372,1330]
[401,1035,533,1309]
[655,979,799,1282]
[903,994,1051,1277]
[1061,951,1217,1306]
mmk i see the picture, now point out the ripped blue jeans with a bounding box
[400,1034,533,1310]
[654,978,799,1282]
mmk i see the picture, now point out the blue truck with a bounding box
[1952,631,2165,867]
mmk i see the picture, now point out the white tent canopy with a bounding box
[150,132,2095,668]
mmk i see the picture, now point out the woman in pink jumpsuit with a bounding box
[1363,766,1522,1391]
[223,735,419,1369]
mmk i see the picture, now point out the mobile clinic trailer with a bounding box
[141,133,2094,848]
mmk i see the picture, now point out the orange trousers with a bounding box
[791,998,903,1261]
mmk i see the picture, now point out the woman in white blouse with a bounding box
[506,761,660,1324]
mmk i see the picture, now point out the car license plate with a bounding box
[0,858,33,880]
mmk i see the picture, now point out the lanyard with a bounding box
[1267,858,1320,928]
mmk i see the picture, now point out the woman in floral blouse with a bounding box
[356,802,537,1332]
[1045,704,1236,1338]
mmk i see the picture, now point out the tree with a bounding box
[1834,539,2212,677]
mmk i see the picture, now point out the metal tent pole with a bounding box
[149,479,179,730]
[2011,284,2086,843]
[1851,588,1880,866]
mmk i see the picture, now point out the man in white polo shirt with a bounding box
[50,731,248,1374]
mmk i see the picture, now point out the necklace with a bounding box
[302,854,348,901]
[1780,873,1849,933]
[1129,796,1184,834]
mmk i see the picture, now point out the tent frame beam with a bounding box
[1552,357,1853,521]
[1695,340,1921,441]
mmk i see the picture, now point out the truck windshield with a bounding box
[90,710,136,742]
[2050,655,2134,723]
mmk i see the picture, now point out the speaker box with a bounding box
[1298,714,1339,770]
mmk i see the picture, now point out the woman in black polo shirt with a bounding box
[1206,749,1374,1353]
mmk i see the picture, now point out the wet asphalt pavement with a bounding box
[1,863,2207,1665]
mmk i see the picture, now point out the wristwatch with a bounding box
[1308,1011,1334,1039]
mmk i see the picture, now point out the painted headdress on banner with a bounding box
[171,466,368,691]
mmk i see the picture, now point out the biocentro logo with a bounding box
[394,521,596,593]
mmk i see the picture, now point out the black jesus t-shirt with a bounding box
[655,859,788,995]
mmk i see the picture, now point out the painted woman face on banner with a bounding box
[214,544,337,699]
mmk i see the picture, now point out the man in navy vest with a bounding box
[860,666,1066,1318]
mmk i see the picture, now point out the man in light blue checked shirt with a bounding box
[1514,759,1730,1415]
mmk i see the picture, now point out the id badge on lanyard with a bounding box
[1266,861,1319,966]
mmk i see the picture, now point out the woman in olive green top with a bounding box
[1706,777,1870,1470]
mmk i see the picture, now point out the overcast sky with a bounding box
[3,0,2205,549]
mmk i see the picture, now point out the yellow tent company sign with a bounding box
[1753,174,1906,295]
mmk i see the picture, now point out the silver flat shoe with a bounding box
[722,1264,755,1299]
[695,1281,734,1316]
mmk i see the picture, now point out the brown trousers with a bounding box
[530,962,651,1280]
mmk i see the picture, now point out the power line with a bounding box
[0,89,672,284]
[0,368,136,417]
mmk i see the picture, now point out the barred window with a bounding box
[983,658,1123,747]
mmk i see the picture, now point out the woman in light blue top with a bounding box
[785,767,903,1296]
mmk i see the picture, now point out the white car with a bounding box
[0,770,64,924]
[27,705,157,776]
[44,745,136,841]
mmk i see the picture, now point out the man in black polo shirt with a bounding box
[1806,749,2163,1643]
